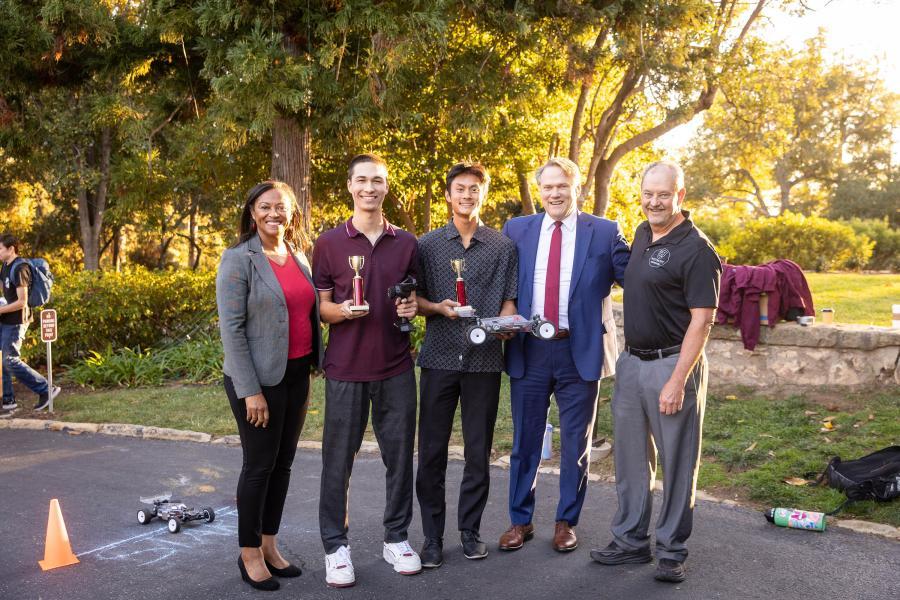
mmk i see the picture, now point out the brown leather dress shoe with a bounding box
[498,523,534,551]
[552,521,577,552]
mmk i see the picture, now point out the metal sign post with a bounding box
[40,310,57,412]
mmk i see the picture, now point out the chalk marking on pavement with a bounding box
[77,506,235,558]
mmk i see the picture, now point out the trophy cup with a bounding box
[451,259,476,317]
[348,255,369,312]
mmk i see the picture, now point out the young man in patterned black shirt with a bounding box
[414,163,518,567]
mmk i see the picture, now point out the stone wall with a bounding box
[612,305,900,389]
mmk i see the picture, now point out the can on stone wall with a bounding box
[893,304,900,328]
[759,293,769,325]
[820,308,834,324]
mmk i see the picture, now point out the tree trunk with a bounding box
[517,168,536,215]
[271,115,312,232]
[575,1,766,212]
[111,230,119,271]
[112,226,126,272]
[590,82,720,217]
[547,132,560,160]
[272,25,312,234]
[778,181,792,215]
[568,81,590,162]
[592,160,614,217]
[569,28,608,162]
[733,168,772,217]
[158,236,175,269]
[188,196,198,268]
[76,127,112,271]
[578,67,643,206]
[387,192,417,232]
[78,187,100,271]
[423,182,432,232]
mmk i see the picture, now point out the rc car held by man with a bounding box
[466,314,556,345]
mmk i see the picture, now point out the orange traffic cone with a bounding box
[38,499,79,570]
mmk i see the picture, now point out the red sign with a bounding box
[41,309,57,343]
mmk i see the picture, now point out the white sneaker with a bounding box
[383,541,422,575]
[324,545,355,588]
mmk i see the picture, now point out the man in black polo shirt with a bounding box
[591,160,721,584]
[312,154,421,587]
[414,163,517,567]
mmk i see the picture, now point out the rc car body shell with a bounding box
[136,493,215,533]
[466,315,556,345]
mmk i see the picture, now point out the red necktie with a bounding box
[544,221,562,328]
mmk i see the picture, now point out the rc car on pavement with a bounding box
[136,493,215,533]
[466,314,556,345]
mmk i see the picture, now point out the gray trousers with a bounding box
[609,351,707,562]
[319,369,417,553]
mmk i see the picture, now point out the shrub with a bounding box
[693,213,740,247]
[722,212,874,271]
[67,335,224,388]
[23,267,217,365]
[842,218,900,272]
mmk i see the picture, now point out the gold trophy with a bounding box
[451,258,475,317]
[348,255,369,312]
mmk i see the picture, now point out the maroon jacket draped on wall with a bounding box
[716,259,815,350]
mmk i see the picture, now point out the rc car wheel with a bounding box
[167,517,182,533]
[536,321,556,340]
[137,508,154,524]
[202,507,216,523]
[467,326,487,345]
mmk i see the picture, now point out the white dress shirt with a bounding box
[531,210,578,330]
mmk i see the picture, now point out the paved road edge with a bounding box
[2,417,897,542]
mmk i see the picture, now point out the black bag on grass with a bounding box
[813,446,900,514]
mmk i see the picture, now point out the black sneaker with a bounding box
[34,386,60,411]
[590,541,652,565]
[655,558,686,583]
[460,530,488,560]
[1,400,17,411]
[420,538,443,568]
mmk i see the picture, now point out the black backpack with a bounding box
[813,446,900,514]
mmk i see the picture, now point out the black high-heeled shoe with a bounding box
[238,556,280,591]
[265,559,302,578]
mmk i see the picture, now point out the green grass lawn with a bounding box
[805,272,898,326]
[610,272,899,326]
[40,375,900,527]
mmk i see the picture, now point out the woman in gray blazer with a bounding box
[216,180,324,592]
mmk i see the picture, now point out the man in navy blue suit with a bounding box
[499,158,630,553]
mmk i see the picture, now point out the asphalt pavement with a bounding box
[0,428,896,600]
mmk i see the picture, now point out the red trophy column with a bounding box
[348,255,367,310]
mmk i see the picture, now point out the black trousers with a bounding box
[319,369,417,553]
[224,355,311,548]
[416,368,501,540]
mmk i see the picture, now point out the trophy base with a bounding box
[453,305,476,318]
[349,305,369,313]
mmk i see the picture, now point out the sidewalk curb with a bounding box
[2,417,898,541]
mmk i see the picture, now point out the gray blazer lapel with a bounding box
[247,234,286,305]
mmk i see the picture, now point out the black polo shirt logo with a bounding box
[649,248,670,268]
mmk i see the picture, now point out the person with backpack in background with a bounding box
[0,232,59,412]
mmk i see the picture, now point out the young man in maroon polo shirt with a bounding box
[312,153,421,587]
